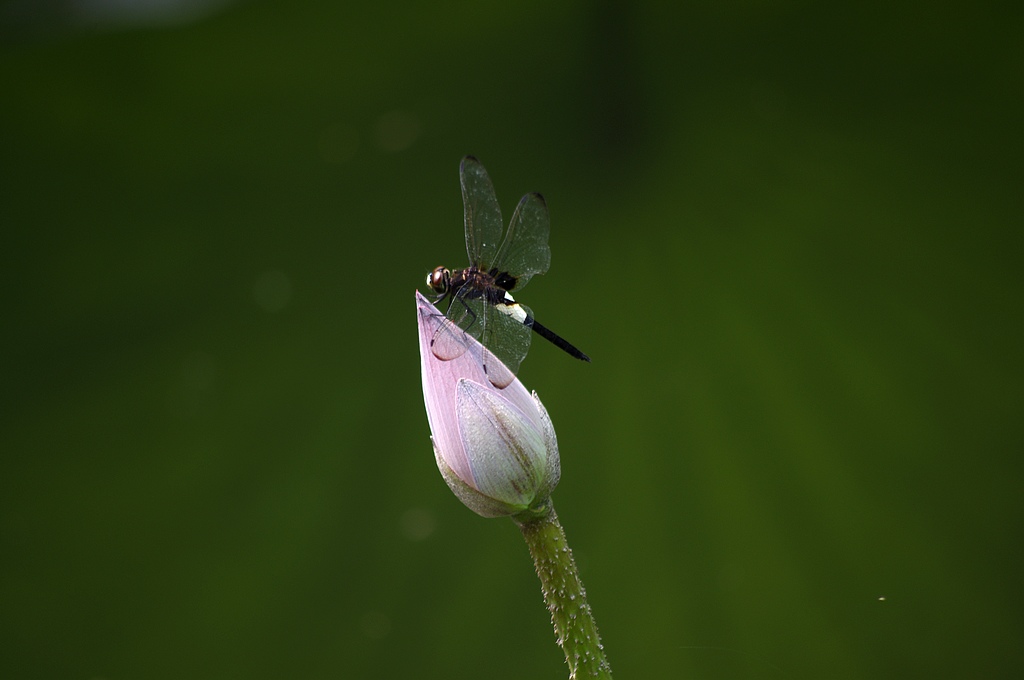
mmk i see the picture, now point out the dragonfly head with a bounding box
[427,266,451,298]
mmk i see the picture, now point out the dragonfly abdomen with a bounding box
[528,317,591,363]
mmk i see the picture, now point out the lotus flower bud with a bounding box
[416,291,560,518]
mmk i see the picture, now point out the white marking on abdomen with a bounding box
[496,299,528,324]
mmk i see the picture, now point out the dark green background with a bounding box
[2,1,1021,678]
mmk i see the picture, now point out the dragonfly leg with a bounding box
[451,294,479,334]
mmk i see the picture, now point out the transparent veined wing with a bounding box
[430,288,489,361]
[429,290,525,388]
[491,192,551,291]
[459,156,503,270]
[476,298,534,379]
[424,300,516,389]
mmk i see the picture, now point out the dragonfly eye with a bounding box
[427,266,450,295]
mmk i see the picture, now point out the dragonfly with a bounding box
[426,156,590,387]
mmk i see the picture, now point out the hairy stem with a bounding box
[515,501,612,679]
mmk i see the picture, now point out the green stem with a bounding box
[514,500,613,680]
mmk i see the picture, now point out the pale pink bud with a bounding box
[416,291,560,517]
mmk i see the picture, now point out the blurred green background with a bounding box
[2,1,1021,678]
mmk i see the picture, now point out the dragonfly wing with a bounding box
[430,290,519,389]
[428,305,468,361]
[491,192,551,290]
[430,288,486,361]
[479,300,533,378]
[460,156,504,270]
